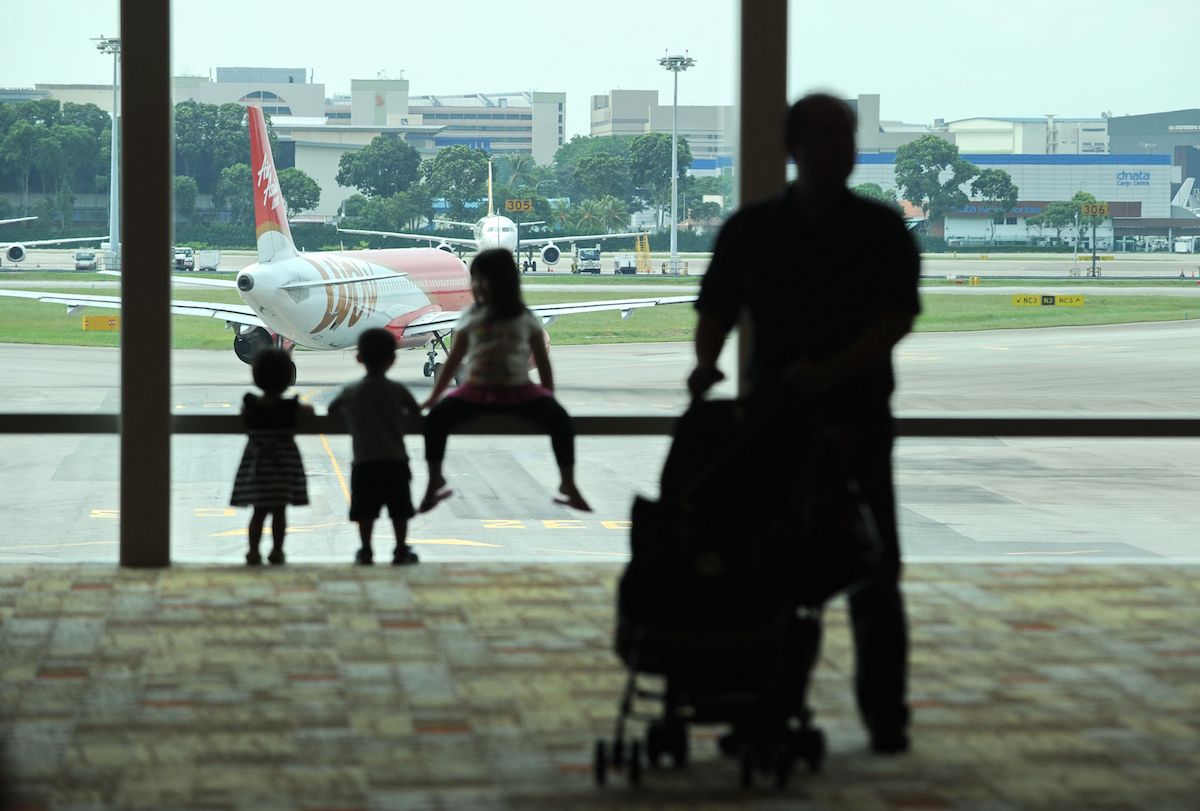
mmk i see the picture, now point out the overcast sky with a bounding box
[5,1,1198,138]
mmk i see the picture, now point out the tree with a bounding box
[420,145,489,222]
[1040,201,1077,245]
[174,175,199,220]
[341,192,426,233]
[1069,190,1107,248]
[596,195,630,232]
[1,120,43,213]
[572,153,632,203]
[629,132,692,226]
[173,101,261,194]
[278,168,321,214]
[689,200,723,224]
[496,153,537,188]
[969,168,1019,241]
[551,134,636,201]
[215,163,254,225]
[1025,214,1045,243]
[575,198,604,231]
[852,182,900,208]
[335,134,420,198]
[893,135,979,227]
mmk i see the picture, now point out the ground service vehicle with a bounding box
[573,245,602,274]
[613,253,637,275]
[197,249,221,271]
[74,250,98,271]
[173,246,195,271]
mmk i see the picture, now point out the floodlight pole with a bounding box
[95,36,121,269]
[659,53,695,275]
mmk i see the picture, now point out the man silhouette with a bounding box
[688,93,920,753]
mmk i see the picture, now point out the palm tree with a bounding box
[550,199,573,232]
[596,195,629,233]
[575,199,604,232]
[504,153,537,189]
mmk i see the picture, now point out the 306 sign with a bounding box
[504,199,533,213]
[1080,202,1109,217]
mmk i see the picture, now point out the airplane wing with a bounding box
[0,289,265,328]
[400,295,697,337]
[338,227,477,249]
[100,269,240,289]
[0,216,38,227]
[0,234,109,248]
[517,231,644,247]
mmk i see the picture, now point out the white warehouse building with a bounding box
[852,153,1173,244]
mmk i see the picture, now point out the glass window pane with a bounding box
[788,0,1200,422]
[0,6,121,414]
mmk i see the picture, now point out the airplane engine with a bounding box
[232,326,274,364]
[540,244,560,266]
[5,244,27,263]
[436,242,454,254]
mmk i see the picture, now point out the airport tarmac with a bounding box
[3,319,1200,566]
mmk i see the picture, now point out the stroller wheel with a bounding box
[593,738,607,787]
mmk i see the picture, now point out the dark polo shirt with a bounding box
[696,187,921,422]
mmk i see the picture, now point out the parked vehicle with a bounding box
[74,250,98,271]
[173,246,195,271]
[613,253,637,275]
[572,245,602,274]
[196,249,221,271]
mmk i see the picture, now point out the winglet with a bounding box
[247,106,297,264]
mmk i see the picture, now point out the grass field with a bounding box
[1,282,1199,349]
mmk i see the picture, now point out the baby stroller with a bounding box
[594,397,881,789]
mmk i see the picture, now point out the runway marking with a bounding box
[981,345,1011,351]
[410,538,503,548]
[529,547,630,558]
[90,509,118,519]
[1003,549,1106,556]
[196,508,235,518]
[318,433,351,505]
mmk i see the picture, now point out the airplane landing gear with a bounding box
[423,332,462,385]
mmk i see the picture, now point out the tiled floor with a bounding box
[1,562,1198,810]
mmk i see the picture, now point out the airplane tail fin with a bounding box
[487,160,494,218]
[247,106,297,264]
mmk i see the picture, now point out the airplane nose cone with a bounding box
[237,273,255,292]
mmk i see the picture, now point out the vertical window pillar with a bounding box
[119,0,172,566]
[736,0,787,394]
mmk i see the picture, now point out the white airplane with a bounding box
[1,217,110,263]
[339,161,643,271]
[0,106,693,382]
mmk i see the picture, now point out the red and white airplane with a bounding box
[0,106,692,381]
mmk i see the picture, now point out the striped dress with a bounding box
[230,394,309,507]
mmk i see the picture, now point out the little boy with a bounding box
[328,328,422,565]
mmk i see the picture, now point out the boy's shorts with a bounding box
[349,459,414,521]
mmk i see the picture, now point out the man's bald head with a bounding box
[784,93,857,190]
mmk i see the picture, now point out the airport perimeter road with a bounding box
[3,323,1200,564]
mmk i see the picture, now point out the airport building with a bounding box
[942,115,1110,154]
[590,89,736,175]
[852,153,1175,245]
[169,70,567,216]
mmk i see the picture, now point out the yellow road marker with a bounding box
[318,433,351,505]
[409,539,503,548]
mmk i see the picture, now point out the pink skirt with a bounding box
[445,382,554,406]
